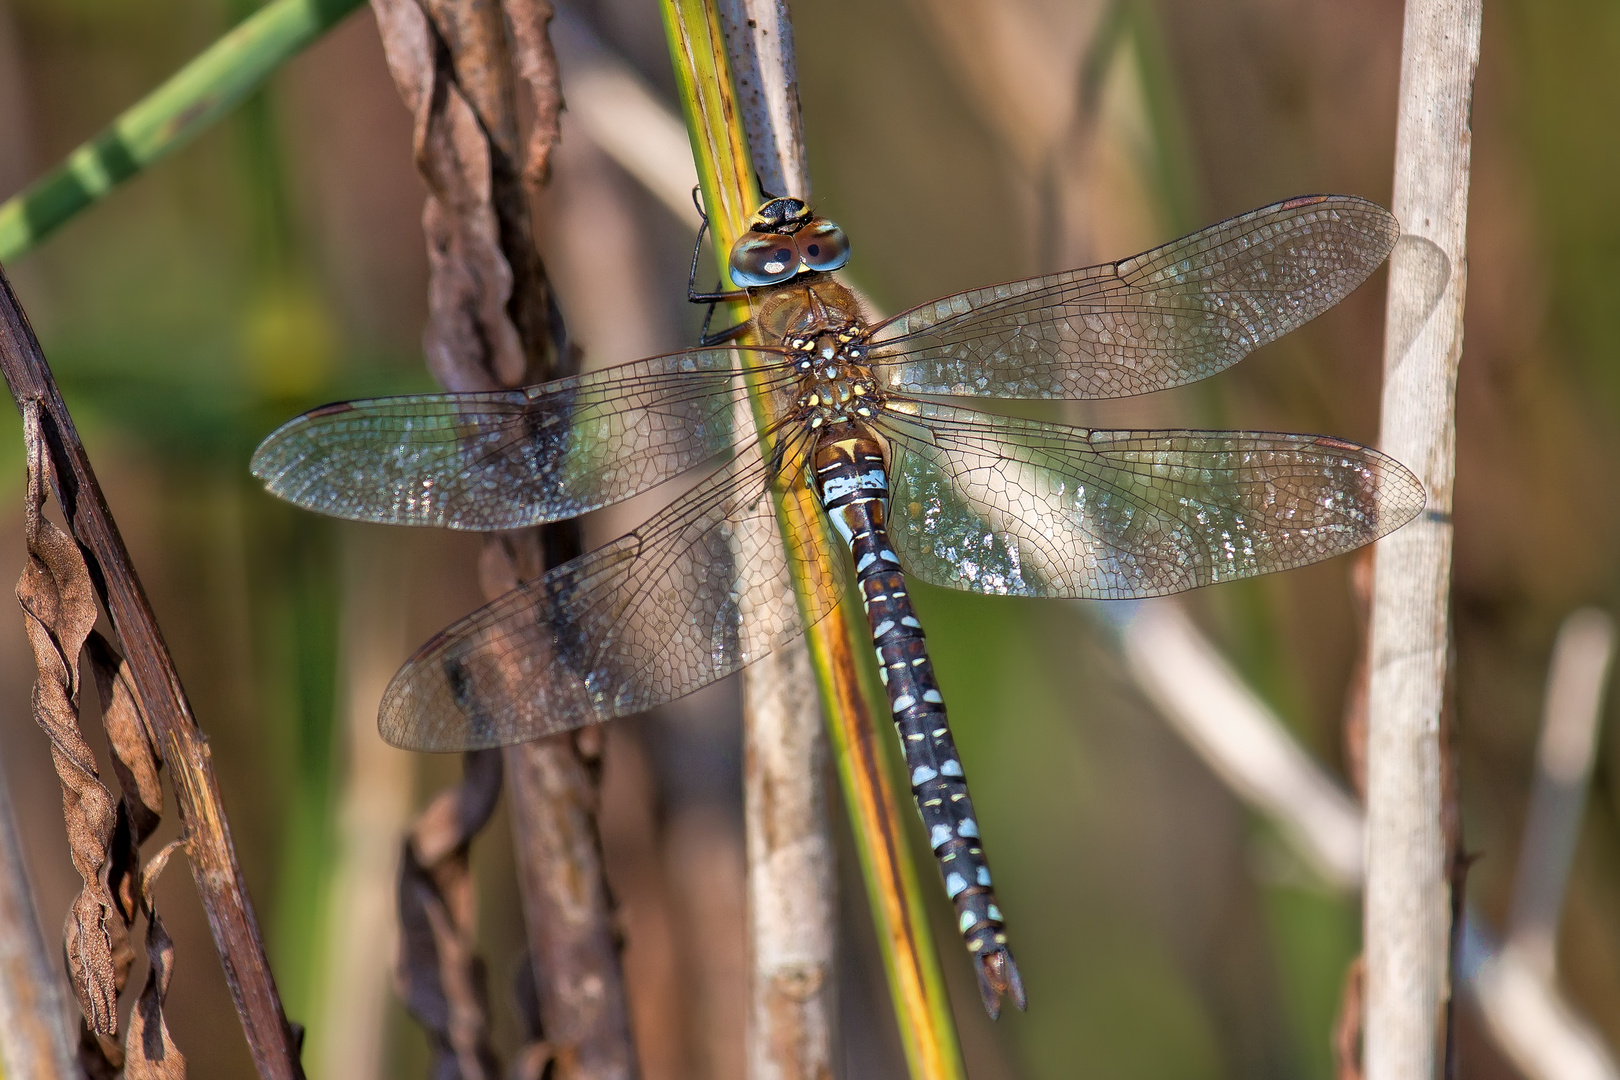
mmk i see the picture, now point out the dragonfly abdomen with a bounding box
[810,424,1026,1017]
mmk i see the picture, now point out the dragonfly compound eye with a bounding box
[794,219,851,272]
[730,231,801,286]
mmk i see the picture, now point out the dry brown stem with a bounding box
[0,267,303,1077]
[483,535,636,1080]
[369,0,635,1075]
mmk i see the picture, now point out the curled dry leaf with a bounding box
[89,634,162,843]
[372,0,526,391]
[395,747,504,1080]
[18,407,184,1072]
[87,634,185,1078]
[89,631,162,931]
[419,0,567,388]
[371,0,568,394]
[15,384,185,1068]
[16,400,120,1034]
[123,839,187,1080]
[78,1025,123,1080]
[504,0,566,191]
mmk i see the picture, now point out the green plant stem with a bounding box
[0,0,366,263]
[659,1,965,1075]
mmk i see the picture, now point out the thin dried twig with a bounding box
[369,0,635,1075]
[1461,609,1618,1080]
[0,269,303,1077]
[1106,600,1364,888]
[1364,2,1481,1076]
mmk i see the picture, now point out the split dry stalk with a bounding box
[1363,2,1481,1077]
[662,1,964,1075]
[712,3,838,1077]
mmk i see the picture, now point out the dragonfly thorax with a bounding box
[787,330,882,429]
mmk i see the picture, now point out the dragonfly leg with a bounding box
[686,194,749,305]
[697,316,752,348]
[686,189,752,344]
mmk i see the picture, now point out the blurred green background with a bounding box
[0,0,1616,1077]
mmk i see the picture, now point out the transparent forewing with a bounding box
[251,348,799,530]
[377,438,844,751]
[867,196,1398,400]
[879,401,1424,599]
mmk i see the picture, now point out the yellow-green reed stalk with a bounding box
[0,0,366,262]
[658,2,966,1076]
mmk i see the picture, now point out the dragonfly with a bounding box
[252,193,1423,1017]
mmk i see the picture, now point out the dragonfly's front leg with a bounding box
[811,426,1026,1018]
[685,195,752,346]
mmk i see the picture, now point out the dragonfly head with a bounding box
[730,198,852,287]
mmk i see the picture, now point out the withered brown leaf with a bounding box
[17,400,120,1034]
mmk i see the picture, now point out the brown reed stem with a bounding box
[368,0,635,1073]
[0,268,305,1078]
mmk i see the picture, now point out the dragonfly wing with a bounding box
[251,348,798,530]
[867,195,1397,400]
[378,439,844,751]
[879,401,1423,599]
